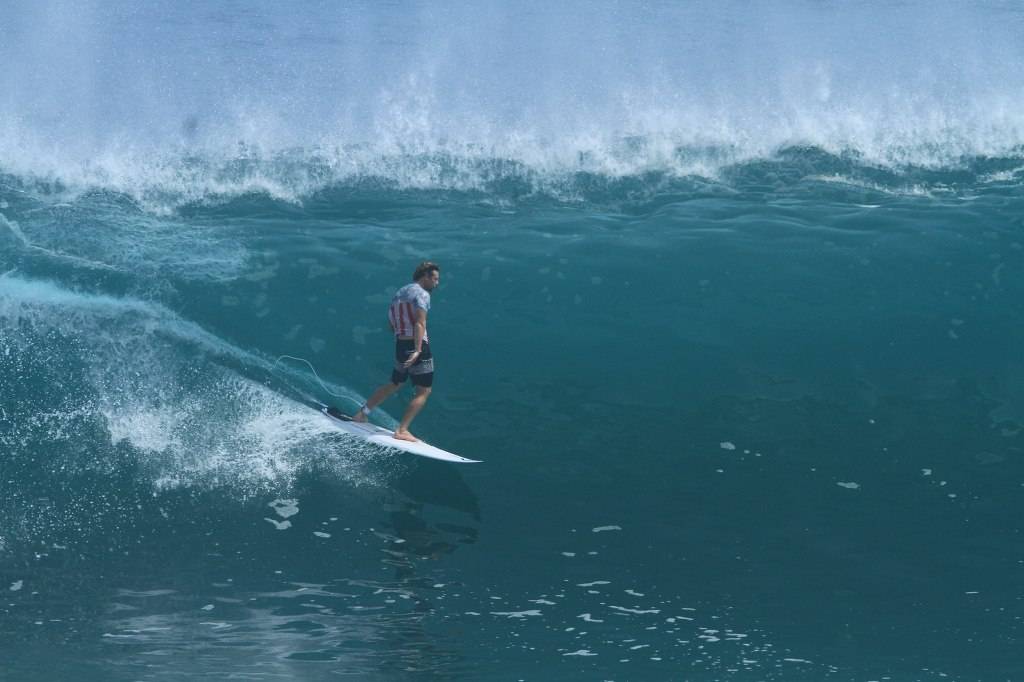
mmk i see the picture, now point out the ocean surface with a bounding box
[2,2,1024,680]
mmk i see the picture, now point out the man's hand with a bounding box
[402,350,421,368]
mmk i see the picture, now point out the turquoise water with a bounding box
[3,2,1024,680]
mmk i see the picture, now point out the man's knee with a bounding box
[415,386,432,397]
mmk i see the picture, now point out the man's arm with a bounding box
[403,308,427,367]
[414,308,427,351]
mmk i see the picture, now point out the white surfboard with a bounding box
[320,406,481,463]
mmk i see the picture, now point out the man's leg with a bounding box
[393,386,431,442]
[352,382,401,422]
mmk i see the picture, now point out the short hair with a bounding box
[413,261,440,281]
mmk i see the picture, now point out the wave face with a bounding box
[3,1,1024,208]
[2,3,1024,681]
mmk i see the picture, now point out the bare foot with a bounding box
[352,411,368,423]
[393,429,418,442]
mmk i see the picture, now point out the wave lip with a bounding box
[5,138,1024,213]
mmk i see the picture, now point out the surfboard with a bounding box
[320,405,481,463]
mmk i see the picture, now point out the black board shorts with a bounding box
[391,339,434,388]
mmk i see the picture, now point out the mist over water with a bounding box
[4,0,1024,206]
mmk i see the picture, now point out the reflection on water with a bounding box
[102,462,479,679]
[0,458,481,681]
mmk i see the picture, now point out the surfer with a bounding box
[352,261,440,442]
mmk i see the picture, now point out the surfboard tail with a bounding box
[319,405,480,463]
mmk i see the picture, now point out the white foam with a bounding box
[610,606,660,615]
[0,275,384,494]
[3,3,1024,214]
[105,407,182,454]
[264,518,291,530]
[268,501,298,518]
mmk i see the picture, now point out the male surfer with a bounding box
[351,261,440,442]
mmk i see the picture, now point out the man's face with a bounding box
[422,270,440,291]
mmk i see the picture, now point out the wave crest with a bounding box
[4,139,1024,214]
